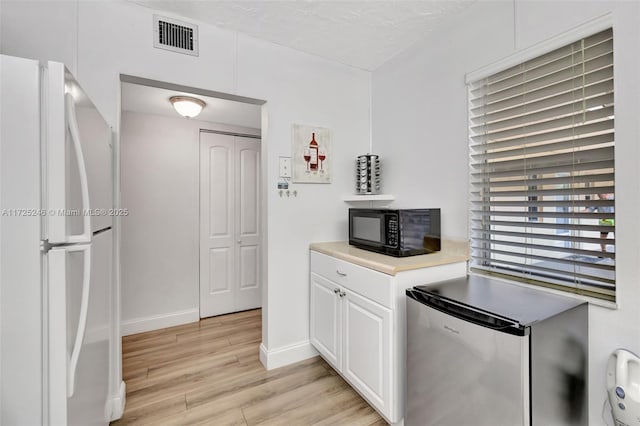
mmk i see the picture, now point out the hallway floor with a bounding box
[111,308,386,425]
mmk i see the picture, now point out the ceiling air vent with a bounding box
[153,15,199,57]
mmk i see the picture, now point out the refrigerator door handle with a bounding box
[47,247,67,424]
[65,94,92,244]
[66,243,92,398]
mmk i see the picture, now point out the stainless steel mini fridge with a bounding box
[405,275,588,426]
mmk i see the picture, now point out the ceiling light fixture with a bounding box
[170,96,206,118]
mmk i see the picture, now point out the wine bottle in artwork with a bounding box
[309,132,319,171]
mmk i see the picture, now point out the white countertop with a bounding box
[309,240,470,276]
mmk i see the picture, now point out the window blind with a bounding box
[468,28,615,301]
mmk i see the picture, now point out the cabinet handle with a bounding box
[333,288,340,294]
[336,270,347,277]
[339,291,347,298]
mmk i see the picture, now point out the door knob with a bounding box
[333,288,340,294]
[339,291,346,298]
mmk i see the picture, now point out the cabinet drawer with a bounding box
[311,251,392,308]
[311,250,349,285]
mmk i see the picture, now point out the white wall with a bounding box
[1,0,370,363]
[120,111,202,332]
[373,0,515,239]
[0,1,77,73]
[372,0,640,423]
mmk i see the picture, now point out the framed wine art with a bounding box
[291,124,331,183]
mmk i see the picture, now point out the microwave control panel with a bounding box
[386,214,399,247]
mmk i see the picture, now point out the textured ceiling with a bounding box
[130,1,475,70]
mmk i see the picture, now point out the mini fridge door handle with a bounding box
[406,289,527,336]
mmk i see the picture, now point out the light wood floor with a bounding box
[111,308,386,425]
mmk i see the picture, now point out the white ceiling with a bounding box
[130,0,476,71]
[121,82,262,128]
[122,1,475,126]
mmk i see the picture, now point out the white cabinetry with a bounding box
[309,273,342,369]
[342,289,392,412]
[309,248,467,425]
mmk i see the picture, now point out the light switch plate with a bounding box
[279,157,292,178]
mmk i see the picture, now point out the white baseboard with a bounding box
[259,340,318,370]
[107,381,126,421]
[121,308,199,336]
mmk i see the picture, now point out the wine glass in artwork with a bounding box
[303,149,311,172]
[318,149,326,173]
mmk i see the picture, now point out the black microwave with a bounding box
[348,208,441,257]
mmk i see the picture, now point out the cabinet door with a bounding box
[309,273,341,370]
[343,289,393,420]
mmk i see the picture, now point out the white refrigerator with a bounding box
[0,55,119,425]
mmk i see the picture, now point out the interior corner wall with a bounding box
[1,1,371,356]
[372,1,640,423]
[372,1,515,240]
[235,34,372,350]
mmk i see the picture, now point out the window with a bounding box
[468,28,615,301]
[527,177,538,222]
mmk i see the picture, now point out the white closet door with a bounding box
[234,136,261,311]
[199,131,260,318]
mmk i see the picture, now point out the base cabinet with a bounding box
[310,273,341,369]
[310,249,467,425]
[343,289,392,414]
[310,272,392,417]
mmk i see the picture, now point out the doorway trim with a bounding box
[120,74,265,106]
